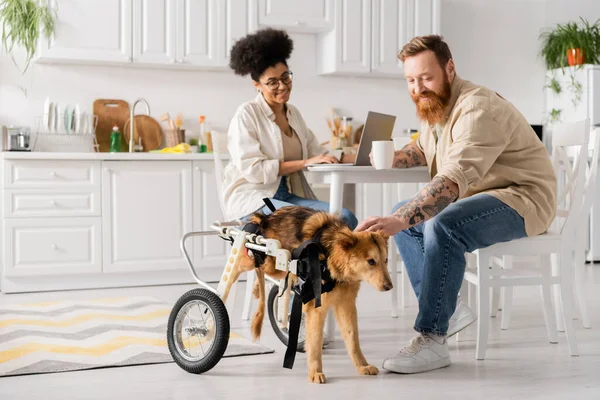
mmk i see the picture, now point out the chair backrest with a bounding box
[211,131,229,221]
[579,127,600,224]
[551,119,591,237]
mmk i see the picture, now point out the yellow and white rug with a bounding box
[0,296,273,377]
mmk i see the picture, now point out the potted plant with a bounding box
[0,0,57,74]
[540,18,600,124]
[540,18,600,69]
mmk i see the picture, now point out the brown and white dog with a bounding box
[221,206,392,383]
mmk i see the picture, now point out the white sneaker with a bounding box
[382,334,451,374]
[447,299,477,337]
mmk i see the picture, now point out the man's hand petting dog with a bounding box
[354,215,407,235]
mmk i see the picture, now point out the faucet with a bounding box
[129,98,151,152]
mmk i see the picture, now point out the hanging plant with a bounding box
[0,0,57,74]
[539,18,600,69]
[544,74,562,95]
[548,108,562,124]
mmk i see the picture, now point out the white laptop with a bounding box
[307,111,396,167]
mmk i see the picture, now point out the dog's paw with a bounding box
[308,371,327,384]
[358,364,379,375]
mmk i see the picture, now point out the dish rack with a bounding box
[32,114,99,152]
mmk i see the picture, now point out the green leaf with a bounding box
[0,0,57,74]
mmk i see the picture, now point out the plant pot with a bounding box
[567,48,584,66]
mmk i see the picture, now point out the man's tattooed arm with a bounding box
[393,176,459,226]
[393,142,427,169]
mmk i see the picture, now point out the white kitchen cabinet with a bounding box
[317,0,371,75]
[370,0,410,76]
[37,0,133,64]
[192,161,230,282]
[177,0,225,67]
[3,217,102,277]
[250,0,333,33]
[37,0,248,69]
[132,0,177,64]
[101,161,193,273]
[317,0,441,77]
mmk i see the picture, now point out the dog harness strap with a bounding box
[283,292,303,369]
[262,197,277,213]
[241,223,266,268]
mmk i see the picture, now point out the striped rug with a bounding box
[0,296,273,377]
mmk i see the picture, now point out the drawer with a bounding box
[4,189,101,218]
[3,218,102,277]
[3,160,100,188]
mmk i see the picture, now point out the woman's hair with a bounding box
[229,28,293,81]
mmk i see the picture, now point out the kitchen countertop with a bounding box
[1,152,229,161]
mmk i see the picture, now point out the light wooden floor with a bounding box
[1,265,599,400]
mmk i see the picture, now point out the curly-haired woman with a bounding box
[222,28,358,228]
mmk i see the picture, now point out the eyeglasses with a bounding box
[261,71,293,91]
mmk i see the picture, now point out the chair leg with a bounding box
[499,256,514,330]
[552,253,565,332]
[456,278,469,343]
[540,254,558,344]
[389,237,399,318]
[574,240,591,328]
[476,251,491,360]
[241,270,255,321]
[558,250,579,356]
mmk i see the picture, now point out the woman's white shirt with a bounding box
[222,93,322,220]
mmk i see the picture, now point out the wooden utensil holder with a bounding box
[165,128,184,147]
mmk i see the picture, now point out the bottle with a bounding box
[134,136,143,152]
[109,124,122,153]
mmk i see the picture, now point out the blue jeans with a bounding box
[393,193,527,336]
[244,176,359,230]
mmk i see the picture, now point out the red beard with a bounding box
[412,77,452,125]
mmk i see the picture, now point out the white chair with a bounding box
[463,119,596,360]
[208,133,255,320]
[491,127,600,332]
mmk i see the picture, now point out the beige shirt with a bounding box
[416,75,557,236]
[282,128,303,161]
[222,93,323,220]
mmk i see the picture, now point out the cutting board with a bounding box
[124,115,163,151]
[93,99,130,152]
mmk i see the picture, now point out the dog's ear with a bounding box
[371,231,390,244]
[337,231,359,250]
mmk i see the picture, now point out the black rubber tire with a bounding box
[167,288,230,374]
[267,284,306,352]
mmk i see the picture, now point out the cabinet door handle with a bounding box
[49,171,57,178]
[50,200,57,206]
[52,244,58,250]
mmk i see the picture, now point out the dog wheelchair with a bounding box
[167,220,313,374]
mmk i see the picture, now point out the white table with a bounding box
[306,165,431,341]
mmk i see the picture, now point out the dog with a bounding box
[221,206,392,384]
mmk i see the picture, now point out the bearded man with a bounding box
[355,35,557,373]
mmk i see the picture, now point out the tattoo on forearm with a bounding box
[393,144,427,169]
[393,176,459,226]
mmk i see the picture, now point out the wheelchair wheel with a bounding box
[267,284,306,352]
[167,288,229,374]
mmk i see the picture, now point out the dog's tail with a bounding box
[250,268,266,341]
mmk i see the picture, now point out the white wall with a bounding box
[442,0,600,124]
[1,0,599,142]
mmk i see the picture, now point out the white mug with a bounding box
[372,140,395,170]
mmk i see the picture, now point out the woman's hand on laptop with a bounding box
[306,153,339,165]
